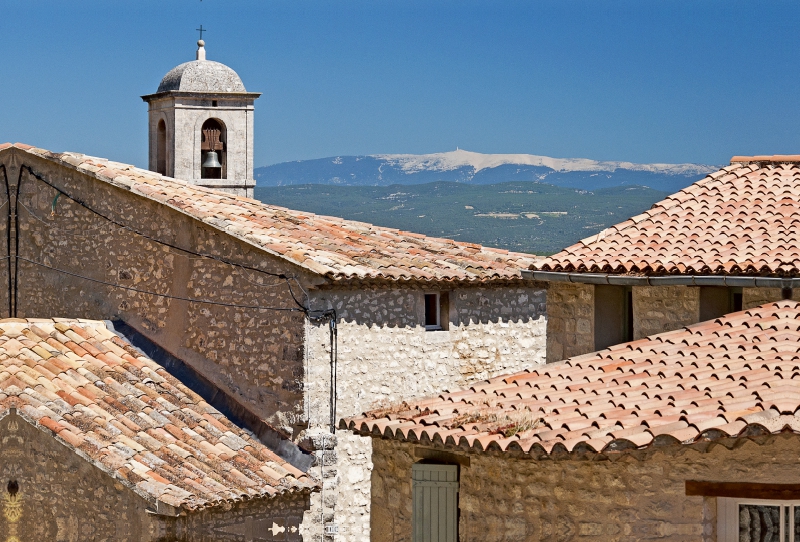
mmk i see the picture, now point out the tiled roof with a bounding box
[344,300,800,458]
[535,156,800,276]
[1,143,538,284]
[0,318,315,511]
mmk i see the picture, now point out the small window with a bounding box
[718,497,800,541]
[424,293,440,330]
[424,293,449,331]
[412,464,458,542]
[212,100,218,107]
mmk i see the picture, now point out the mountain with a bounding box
[254,182,670,255]
[255,149,718,192]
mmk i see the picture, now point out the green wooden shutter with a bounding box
[412,464,458,542]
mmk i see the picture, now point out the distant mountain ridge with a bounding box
[255,149,719,192]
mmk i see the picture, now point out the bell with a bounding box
[202,151,222,169]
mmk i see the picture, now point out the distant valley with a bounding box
[254,182,670,255]
[256,149,717,193]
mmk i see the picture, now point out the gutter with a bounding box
[521,270,800,289]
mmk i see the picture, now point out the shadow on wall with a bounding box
[312,286,547,328]
[110,319,315,472]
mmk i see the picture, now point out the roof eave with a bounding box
[141,90,262,102]
[523,270,800,288]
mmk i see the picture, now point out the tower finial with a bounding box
[196,25,207,60]
[196,39,206,61]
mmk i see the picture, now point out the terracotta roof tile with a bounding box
[2,143,538,283]
[345,300,800,457]
[0,318,314,510]
[535,156,800,276]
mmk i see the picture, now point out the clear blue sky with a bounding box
[2,1,798,168]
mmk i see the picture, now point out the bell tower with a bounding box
[142,40,261,198]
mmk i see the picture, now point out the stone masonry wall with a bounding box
[0,411,160,541]
[302,285,547,542]
[370,435,800,542]
[632,286,700,340]
[545,282,593,363]
[0,410,308,541]
[2,150,316,436]
[743,287,800,309]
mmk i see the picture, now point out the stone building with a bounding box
[524,155,800,363]
[345,300,800,542]
[0,141,547,540]
[142,41,260,197]
[0,317,314,541]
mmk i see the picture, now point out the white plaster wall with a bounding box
[301,284,547,542]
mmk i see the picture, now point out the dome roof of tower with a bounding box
[157,60,247,93]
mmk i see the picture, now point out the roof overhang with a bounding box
[141,90,262,102]
[523,270,800,289]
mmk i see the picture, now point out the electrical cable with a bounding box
[20,165,309,311]
[15,256,304,312]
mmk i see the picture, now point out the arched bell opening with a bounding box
[200,118,227,179]
[156,120,167,176]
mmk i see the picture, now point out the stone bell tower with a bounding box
[142,40,261,197]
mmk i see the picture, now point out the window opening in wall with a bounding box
[699,286,743,322]
[718,498,800,542]
[594,285,632,350]
[200,118,226,179]
[156,120,167,176]
[412,463,458,542]
[212,100,218,107]
[424,293,440,330]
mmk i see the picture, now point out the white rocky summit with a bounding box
[375,148,717,176]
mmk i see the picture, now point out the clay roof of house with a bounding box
[0,318,315,511]
[534,156,800,276]
[344,300,800,458]
[1,143,538,284]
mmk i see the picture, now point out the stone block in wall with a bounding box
[743,287,800,309]
[546,282,594,363]
[632,286,700,340]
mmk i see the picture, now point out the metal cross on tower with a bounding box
[196,25,206,40]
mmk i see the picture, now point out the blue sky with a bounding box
[1,1,798,168]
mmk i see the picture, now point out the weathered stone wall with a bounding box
[0,410,308,541]
[545,282,593,363]
[2,151,315,435]
[743,287,800,309]
[303,284,547,542]
[177,493,308,541]
[0,411,160,541]
[632,286,700,340]
[370,435,800,542]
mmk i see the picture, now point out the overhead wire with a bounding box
[20,164,310,312]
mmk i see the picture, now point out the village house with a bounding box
[0,317,313,542]
[342,156,800,542]
[0,40,548,540]
[345,299,800,542]
[524,155,800,362]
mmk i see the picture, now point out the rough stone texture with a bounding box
[3,153,312,435]
[369,436,800,542]
[545,282,594,363]
[0,410,307,541]
[742,287,800,308]
[158,60,247,93]
[302,285,548,542]
[0,410,161,541]
[632,286,700,340]
[177,494,308,541]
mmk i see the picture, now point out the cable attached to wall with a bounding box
[19,164,309,312]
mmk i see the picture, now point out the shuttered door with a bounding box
[412,464,458,542]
